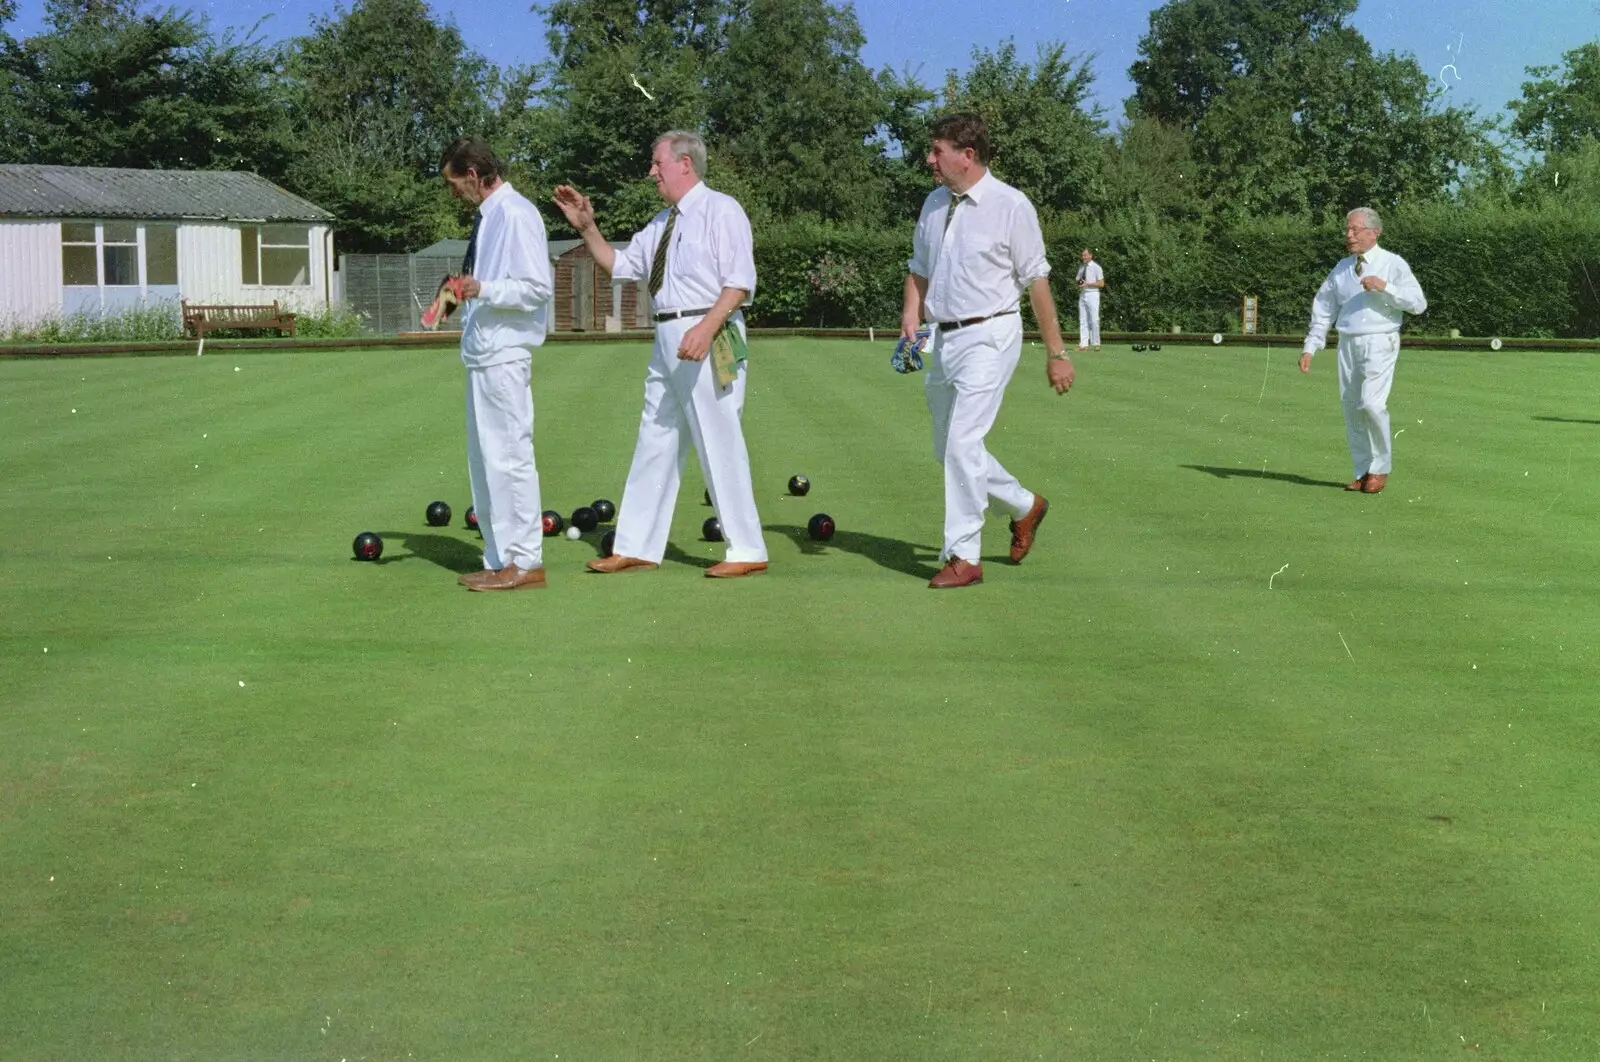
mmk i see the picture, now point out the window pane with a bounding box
[103,245,139,285]
[261,223,308,247]
[62,221,96,243]
[241,226,259,285]
[103,221,137,244]
[146,225,178,285]
[261,247,309,286]
[63,245,98,284]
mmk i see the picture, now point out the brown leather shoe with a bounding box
[585,554,658,574]
[466,564,547,592]
[706,561,768,578]
[1344,475,1367,491]
[458,568,498,587]
[928,558,983,588]
[1009,494,1049,563]
[1361,473,1388,494]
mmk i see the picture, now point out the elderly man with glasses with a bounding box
[1297,207,1428,495]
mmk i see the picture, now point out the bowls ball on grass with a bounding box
[425,500,452,527]
[703,516,724,542]
[807,513,835,541]
[600,529,616,557]
[591,498,616,523]
[541,510,565,536]
[352,531,384,561]
[465,506,479,531]
[570,506,600,533]
[788,474,811,496]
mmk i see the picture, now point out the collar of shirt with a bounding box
[479,180,515,218]
[671,179,709,220]
[945,169,996,208]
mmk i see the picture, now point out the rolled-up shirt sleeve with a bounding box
[908,202,935,279]
[712,202,756,296]
[1009,198,1051,286]
[610,225,653,284]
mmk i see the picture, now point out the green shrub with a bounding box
[4,303,183,343]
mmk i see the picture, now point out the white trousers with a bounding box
[465,355,542,571]
[1336,331,1400,477]
[1078,291,1101,348]
[925,314,1035,564]
[613,317,767,564]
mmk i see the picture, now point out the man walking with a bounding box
[553,131,769,578]
[1297,207,1428,494]
[1076,248,1103,351]
[901,112,1075,590]
[440,136,554,591]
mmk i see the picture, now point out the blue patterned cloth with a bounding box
[892,326,931,373]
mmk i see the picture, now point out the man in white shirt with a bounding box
[1297,207,1428,494]
[553,130,769,578]
[1075,248,1104,351]
[902,112,1075,590]
[440,137,555,591]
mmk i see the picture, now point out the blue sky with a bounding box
[5,0,1591,123]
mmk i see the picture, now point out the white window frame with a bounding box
[60,220,179,293]
[240,223,313,288]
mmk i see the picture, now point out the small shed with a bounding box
[0,164,335,330]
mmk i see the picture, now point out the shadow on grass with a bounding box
[370,531,482,573]
[766,523,940,580]
[1533,416,1600,425]
[1181,464,1347,489]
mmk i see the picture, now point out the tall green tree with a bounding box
[1508,42,1600,156]
[939,41,1107,219]
[282,0,500,253]
[1190,28,1491,220]
[534,0,722,233]
[0,0,289,172]
[702,0,886,224]
[1128,0,1355,130]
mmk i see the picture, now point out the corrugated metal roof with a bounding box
[0,165,333,222]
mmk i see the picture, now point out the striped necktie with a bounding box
[461,209,482,276]
[945,192,967,234]
[1355,253,1366,277]
[649,206,679,297]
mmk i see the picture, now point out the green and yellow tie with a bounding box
[649,206,678,297]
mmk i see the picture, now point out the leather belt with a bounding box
[653,307,714,323]
[936,308,1018,333]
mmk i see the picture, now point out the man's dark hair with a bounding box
[928,112,991,165]
[440,136,504,180]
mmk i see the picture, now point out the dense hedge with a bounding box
[750,207,1600,339]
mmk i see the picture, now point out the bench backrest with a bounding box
[182,301,288,322]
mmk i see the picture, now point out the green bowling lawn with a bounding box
[3,338,1598,1059]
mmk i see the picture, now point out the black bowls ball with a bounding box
[807,513,835,541]
[570,506,600,533]
[788,474,811,496]
[465,506,479,531]
[425,500,452,527]
[591,498,616,523]
[600,529,616,557]
[352,531,384,561]
[703,516,724,542]
[541,510,565,536]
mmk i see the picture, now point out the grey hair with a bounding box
[1347,207,1383,233]
[654,130,707,178]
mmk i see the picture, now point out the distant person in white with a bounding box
[1075,248,1103,350]
[441,136,554,592]
[1297,207,1427,495]
[902,112,1075,590]
[553,130,769,578]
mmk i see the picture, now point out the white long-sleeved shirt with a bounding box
[613,180,757,313]
[459,181,554,368]
[908,169,1051,324]
[1301,244,1427,356]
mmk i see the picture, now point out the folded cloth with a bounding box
[892,325,931,373]
[711,320,748,389]
[421,275,467,330]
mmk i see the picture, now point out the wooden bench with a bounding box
[181,300,297,339]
